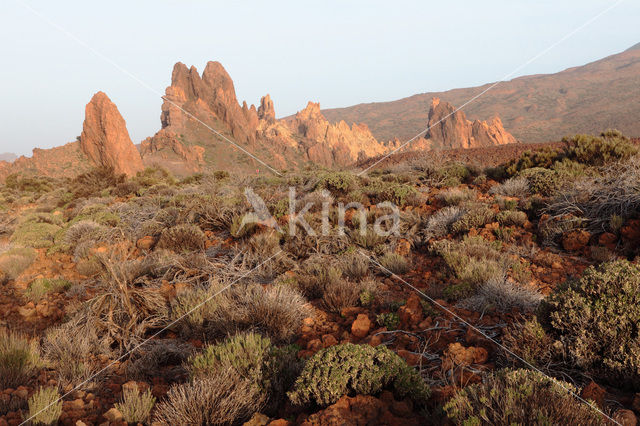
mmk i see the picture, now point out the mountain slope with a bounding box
[323,44,640,143]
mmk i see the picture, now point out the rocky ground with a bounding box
[1,133,640,425]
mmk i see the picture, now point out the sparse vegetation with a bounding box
[115,387,156,425]
[27,387,63,426]
[0,330,41,388]
[444,369,607,425]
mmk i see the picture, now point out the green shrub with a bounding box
[189,333,299,414]
[0,246,37,280]
[564,130,638,166]
[0,330,41,388]
[376,312,399,330]
[316,171,357,195]
[115,387,156,424]
[24,278,71,302]
[450,204,495,234]
[10,221,61,248]
[157,224,206,252]
[27,386,63,426]
[503,147,562,176]
[70,166,125,198]
[544,260,640,390]
[444,369,606,425]
[371,183,420,207]
[288,343,430,406]
[4,174,56,194]
[518,167,560,196]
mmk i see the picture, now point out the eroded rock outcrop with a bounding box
[80,92,144,176]
[424,98,517,149]
[284,102,388,166]
[139,130,205,175]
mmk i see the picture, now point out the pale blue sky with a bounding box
[1,0,638,156]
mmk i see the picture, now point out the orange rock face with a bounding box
[424,98,517,149]
[79,92,144,177]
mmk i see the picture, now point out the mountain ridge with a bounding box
[322,43,640,143]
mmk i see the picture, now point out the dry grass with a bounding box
[153,369,264,425]
[115,387,156,424]
[490,176,530,198]
[27,387,63,426]
[0,330,41,388]
[423,206,465,240]
[458,276,543,313]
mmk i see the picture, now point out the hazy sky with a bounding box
[1,0,638,156]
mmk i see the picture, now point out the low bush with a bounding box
[450,204,495,234]
[458,276,542,313]
[496,210,528,227]
[0,330,41,388]
[288,343,430,406]
[157,224,206,252]
[70,167,126,199]
[422,206,466,239]
[437,187,476,206]
[0,246,37,280]
[154,369,263,425]
[24,278,71,302]
[316,171,357,196]
[27,387,63,426]
[378,252,410,275]
[501,317,557,368]
[489,176,529,198]
[444,368,607,425]
[115,387,156,425]
[10,221,61,248]
[563,130,638,166]
[518,167,560,196]
[544,260,640,390]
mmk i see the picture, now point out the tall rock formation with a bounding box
[80,92,144,176]
[424,98,517,149]
[284,102,387,165]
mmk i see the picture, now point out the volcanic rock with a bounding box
[79,92,144,176]
[424,98,517,149]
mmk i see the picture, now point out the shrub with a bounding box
[10,222,61,248]
[42,316,107,388]
[450,204,495,234]
[422,206,465,239]
[376,312,399,330]
[24,278,71,302]
[501,317,556,368]
[322,278,364,313]
[349,227,387,250]
[157,224,206,252]
[0,330,41,388]
[496,210,528,227]
[0,246,37,280]
[378,252,410,275]
[544,260,640,390]
[70,166,125,198]
[88,256,169,352]
[518,167,560,196]
[288,343,430,406]
[489,176,529,198]
[27,387,63,426]
[444,369,606,425]
[153,369,263,425]
[341,253,370,280]
[431,236,509,300]
[316,171,357,195]
[115,387,156,425]
[502,147,563,176]
[458,276,542,313]
[437,187,476,206]
[563,130,638,166]
[4,174,56,194]
[373,183,420,207]
[545,159,640,233]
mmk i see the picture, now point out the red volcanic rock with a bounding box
[79,92,144,177]
[351,314,371,338]
[424,98,517,149]
[258,94,276,122]
[562,229,591,251]
[140,130,205,175]
[580,381,606,408]
[285,102,388,166]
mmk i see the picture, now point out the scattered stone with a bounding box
[562,229,591,251]
[614,409,637,426]
[103,407,123,423]
[351,314,371,339]
[580,381,605,408]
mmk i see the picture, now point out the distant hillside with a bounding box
[323,43,640,143]
[0,153,17,163]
